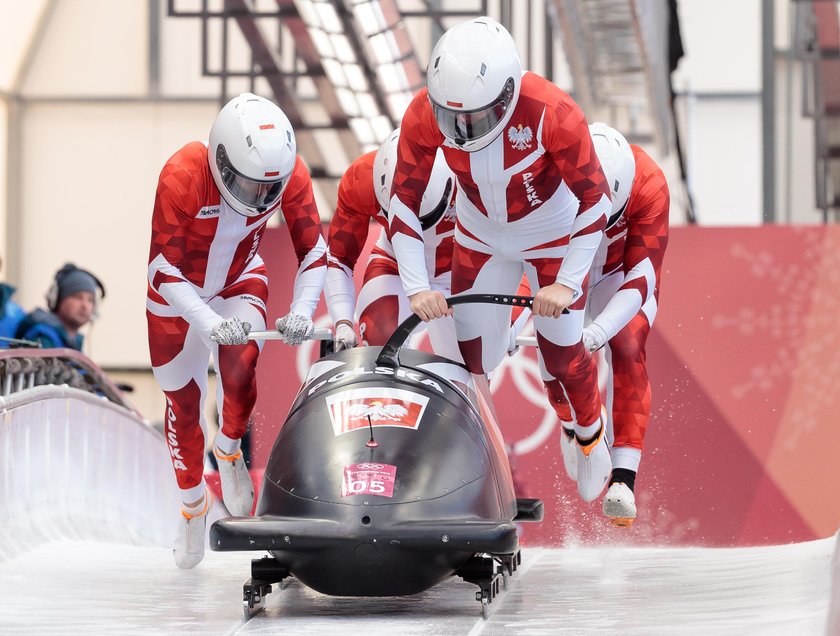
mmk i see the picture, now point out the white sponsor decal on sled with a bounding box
[325,387,429,436]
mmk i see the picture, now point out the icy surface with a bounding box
[0,538,831,635]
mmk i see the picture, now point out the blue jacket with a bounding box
[15,308,84,351]
[0,283,25,348]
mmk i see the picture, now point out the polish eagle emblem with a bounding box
[508,124,533,150]
[346,400,409,421]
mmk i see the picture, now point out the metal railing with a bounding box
[0,348,137,413]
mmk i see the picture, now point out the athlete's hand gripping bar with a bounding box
[376,294,567,368]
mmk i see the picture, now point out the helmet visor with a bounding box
[430,78,515,143]
[418,177,453,230]
[606,200,629,230]
[216,145,287,211]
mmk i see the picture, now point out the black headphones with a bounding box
[46,263,107,313]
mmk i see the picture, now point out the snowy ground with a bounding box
[0,537,832,635]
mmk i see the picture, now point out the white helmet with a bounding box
[372,128,455,230]
[589,122,636,228]
[427,17,522,152]
[208,93,296,217]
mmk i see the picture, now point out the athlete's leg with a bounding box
[450,243,524,374]
[147,300,214,568]
[357,254,412,346]
[600,292,656,526]
[524,258,609,502]
[607,308,653,470]
[206,267,268,516]
[147,307,212,505]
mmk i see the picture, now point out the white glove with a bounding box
[210,317,251,345]
[582,323,608,352]
[334,321,358,352]
[275,312,315,346]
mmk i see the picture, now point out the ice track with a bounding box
[0,537,833,635]
[0,389,836,634]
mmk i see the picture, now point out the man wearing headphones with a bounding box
[16,263,104,350]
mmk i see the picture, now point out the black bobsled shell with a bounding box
[259,350,502,515]
[212,346,524,597]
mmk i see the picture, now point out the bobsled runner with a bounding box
[210,294,544,619]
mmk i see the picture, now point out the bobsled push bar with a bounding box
[376,294,567,368]
[247,327,333,341]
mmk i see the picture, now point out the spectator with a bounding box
[16,263,105,350]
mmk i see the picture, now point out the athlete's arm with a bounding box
[388,94,441,299]
[280,157,328,318]
[325,158,375,326]
[148,151,223,337]
[590,170,670,340]
[545,96,611,297]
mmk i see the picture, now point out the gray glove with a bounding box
[582,323,608,352]
[275,312,315,346]
[210,317,251,345]
[334,321,358,351]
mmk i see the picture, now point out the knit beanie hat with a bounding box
[52,264,101,309]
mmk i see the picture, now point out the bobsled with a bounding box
[210,295,544,618]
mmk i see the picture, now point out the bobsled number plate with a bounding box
[341,463,397,498]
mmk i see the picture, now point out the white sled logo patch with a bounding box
[325,387,429,435]
[508,124,533,150]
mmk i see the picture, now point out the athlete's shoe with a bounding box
[559,424,577,481]
[602,482,636,526]
[173,494,211,569]
[214,445,254,516]
[574,414,612,502]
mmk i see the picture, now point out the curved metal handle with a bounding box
[375,293,564,368]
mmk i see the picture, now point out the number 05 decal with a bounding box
[341,463,397,498]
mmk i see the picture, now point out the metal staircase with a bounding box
[793,0,840,221]
[550,0,674,150]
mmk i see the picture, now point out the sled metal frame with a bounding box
[241,550,523,621]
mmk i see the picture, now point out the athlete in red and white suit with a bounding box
[587,147,669,471]
[556,123,670,524]
[388,18,613,502]
[147,95,326,567]
[324,138,462,360]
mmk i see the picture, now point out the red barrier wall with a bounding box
[252,224,840,547]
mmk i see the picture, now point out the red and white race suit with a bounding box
[554,144,670,471]
[389,73,611,429]
[146,141,326,500]
[324,151,462,360]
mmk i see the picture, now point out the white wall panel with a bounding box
[672,0,761,93]
[17,101,217,367]
[0,0,49,91]
[21,0,147,96]
[685,99,762,225]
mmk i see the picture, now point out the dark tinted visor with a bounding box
[419,177,454,231]
[430,78,515,143]
[216,145,286,211]
[606,200,629,230]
